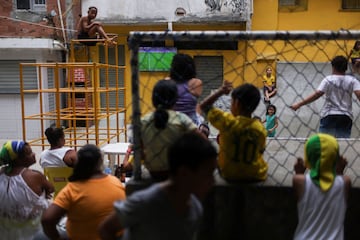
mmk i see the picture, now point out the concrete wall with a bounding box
[126,178,360,240]
[198,182,360,240]
[81,0,252,23]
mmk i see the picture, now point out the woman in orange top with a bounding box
[41,144,126,240]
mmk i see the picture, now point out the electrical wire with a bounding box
[0,15,77,32]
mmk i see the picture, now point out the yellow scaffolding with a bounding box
[20,38,127,149]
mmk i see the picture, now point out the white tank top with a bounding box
[294,174,346,240]
[0,169,49,239]
[40,147,73,168]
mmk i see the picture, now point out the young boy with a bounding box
[77,6,116,46]
[293,133,351,240]
[200,81,268,181]
[98,131,218,240]
[290,55,360,138]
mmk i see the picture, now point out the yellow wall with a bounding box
[252,0,279,30]
[253,0,360,31]
[101,24,249,121]
[95,1,360,123]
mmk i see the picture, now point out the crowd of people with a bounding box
[1,39,359,238]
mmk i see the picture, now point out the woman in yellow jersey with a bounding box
[349,40,360,74]
[262,66,277,104]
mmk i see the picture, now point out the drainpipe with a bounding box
[57,0,67,46]
[167,22,173,31]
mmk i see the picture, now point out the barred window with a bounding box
[279,0,298,6]
[278,0,308,12]
[16,0,46,11]
[16,0,30,9]
[342,0,360,9]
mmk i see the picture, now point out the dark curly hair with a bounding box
[231,83,260,114]
[169,53,196,83]
[45,127,65,146]
[331,55,348,73]
[69,144,102,182]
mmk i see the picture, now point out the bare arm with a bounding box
[293,174,305,202]
[354,90,360,101]
[270,116,279,132]
[336,156,348,175]
[99,211,123,240]
[122,145,134,172]
[334,155,352,200]
[41,204,67,240]
[63,149,77,167]
[79,16,100,32]
[188,78,203,98]
[343,175,352,201]
[290,90,324,111]
[24,170,54,198]
[293,158,306,201]
[42,174,55,199]
[199,81,232,114]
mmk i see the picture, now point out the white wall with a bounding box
[0,40,63,140]
[81,0,252,22]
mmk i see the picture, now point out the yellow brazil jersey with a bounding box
[351,49,360,59]
[208,108,268,181]
[262,74,275,86]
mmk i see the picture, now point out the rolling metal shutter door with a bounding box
[99,45,125,108]
[0,60,37,93]
[47,66,56,126]
[194,56,223,101]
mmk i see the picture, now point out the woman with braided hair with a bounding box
[141,79,198,181]
[0,140,53,239]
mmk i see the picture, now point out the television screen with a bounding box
[139,47,177,72]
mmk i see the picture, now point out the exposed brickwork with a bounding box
[73,68,87,83]
[0,0,81,41]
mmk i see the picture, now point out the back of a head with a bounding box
[305,133,339,192]
[152,79,178,129]
[45,127,64,146]
[69,144,102,182]
[169,53,196,83]
[167,132,217,175]
[231,83,260,114]
[331,55,348,73]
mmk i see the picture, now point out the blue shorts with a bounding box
[319,115,352,138]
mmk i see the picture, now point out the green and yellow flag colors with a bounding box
[305,134,339,192]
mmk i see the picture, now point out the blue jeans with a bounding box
[319,115,352,138]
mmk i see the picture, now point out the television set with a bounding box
[139,47,177,72]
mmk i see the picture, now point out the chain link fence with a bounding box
[128,30,360,186]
